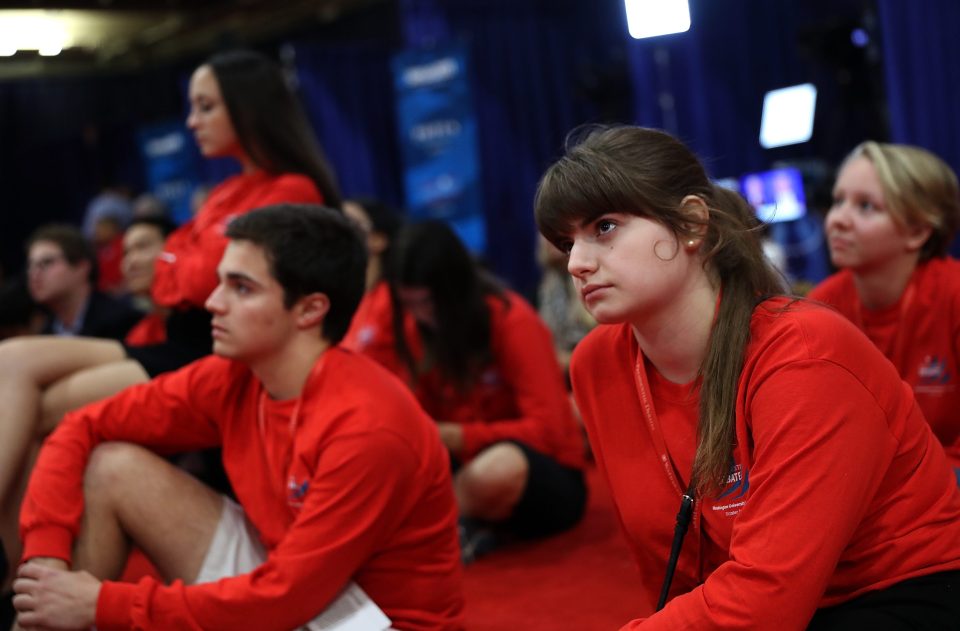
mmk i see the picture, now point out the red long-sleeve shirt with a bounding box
[123,311,167,346]
[809,257,960,467]
[152,172,322,310]
[571,298,960,630]
[21,349,464,631]
[357,290,584,470]
[341,281,406,376]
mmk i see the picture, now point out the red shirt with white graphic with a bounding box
[20,349,464,631]
[571,298,960,629]
[810,257,960,467]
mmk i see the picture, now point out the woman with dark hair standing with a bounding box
[376,220,586,559]
[0,49,339,571]
[535,125,960,629]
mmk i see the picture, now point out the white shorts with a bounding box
[193,497,391,631]
[193,496,266,584]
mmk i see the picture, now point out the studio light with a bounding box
[0,11,70,56]
[624,0,691,40]
[759,83,818,149]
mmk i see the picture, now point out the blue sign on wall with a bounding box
[392,45,485,253]
[138,121,201,225]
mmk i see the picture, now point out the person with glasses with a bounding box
[12,206,464,631]
[25,224,140,340]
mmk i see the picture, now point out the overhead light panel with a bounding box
[759,83,818,149]
[0,11,71,56]
[624,0,691,39]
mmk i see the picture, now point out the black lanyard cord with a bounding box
[656,481,696,611]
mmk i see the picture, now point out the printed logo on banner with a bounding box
[138,120,202,225]
[392,45,486,253]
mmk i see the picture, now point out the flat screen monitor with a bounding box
[739,167,806,223]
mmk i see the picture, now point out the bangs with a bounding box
[534,148,650,248]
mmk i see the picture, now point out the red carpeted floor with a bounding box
[462,466,642,630]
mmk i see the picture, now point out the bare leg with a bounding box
[39,360,148,436]
[0,337,128,506]
[73,442,223,582]
[454,443,529,521]
[11,444,223,631]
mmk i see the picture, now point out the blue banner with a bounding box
[392,45,485,253]
[138,121,201,225]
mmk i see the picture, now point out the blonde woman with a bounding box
[810,141,960,480]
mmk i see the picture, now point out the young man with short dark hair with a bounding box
[14,205,465,630]
[26,224,140,339]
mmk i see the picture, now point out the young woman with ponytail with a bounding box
[534,125,960,630]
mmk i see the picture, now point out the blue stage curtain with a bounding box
[0,70,180,275]
[878,0,960,170]
[625,0,809,179]
[877,0,960,255]
[291,41,405,207]
[393,0,617,298]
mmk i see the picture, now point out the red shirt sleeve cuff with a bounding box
[459,423,488,459]
[21,525,74,564]
[95,581,138,630]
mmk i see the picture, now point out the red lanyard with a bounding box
[256,354,328,493]
[633,353,688,496]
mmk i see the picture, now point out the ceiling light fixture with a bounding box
[0,11,71,56]
[624,0,691,40]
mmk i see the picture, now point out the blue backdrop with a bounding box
[2,0,958,283]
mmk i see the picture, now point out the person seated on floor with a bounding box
[360,220,586,562]
[120,216,177,346]
[25,223,141,340]
[535,125,960,629]
[0,48,339,572]
[340,196,406,374]
[81,183,133,242]
[92,215,127,296]
[536,234,596,456]
[809,141,960,482]
[536,234,595,380]
[12,204,465,631]
[130,192,170,221]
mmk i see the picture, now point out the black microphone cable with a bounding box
[656,480,696,611]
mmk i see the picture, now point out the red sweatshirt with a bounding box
[21,349,465,631]
[152,172,322,310]
[360,290,584,470]
[571,298,960,630]
[124,311,167,346]
[809,257,960,468]
[341,281,406,376]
